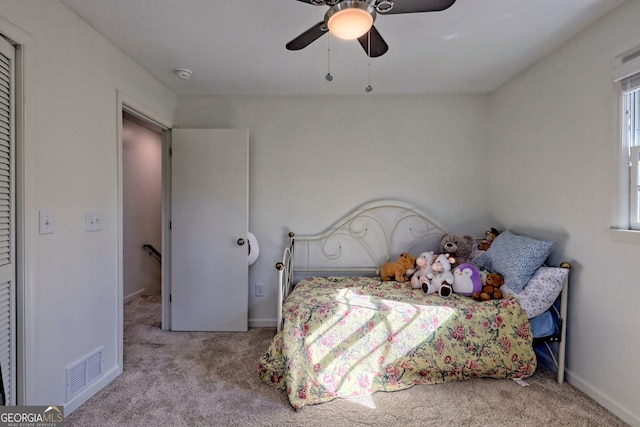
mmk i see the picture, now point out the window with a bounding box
[624,81,640,229]
[615,53,640,230]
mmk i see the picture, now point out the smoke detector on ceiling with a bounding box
[173,68,192,79]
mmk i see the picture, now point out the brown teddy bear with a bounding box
[380,252,416,282]
[478,227,501,251]
[472,273,504,301]
[439,234,474,268]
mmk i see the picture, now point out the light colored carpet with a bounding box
[65,295,627,427]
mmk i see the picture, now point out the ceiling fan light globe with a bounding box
[326,1,376,40]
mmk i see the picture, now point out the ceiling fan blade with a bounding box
[357,26,388,57]
[293,0,342,5]
[380,0,456,14]
[286,21,328,50]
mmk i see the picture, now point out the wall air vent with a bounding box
[65,347,104,402]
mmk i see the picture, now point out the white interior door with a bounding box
[170,129,249,331]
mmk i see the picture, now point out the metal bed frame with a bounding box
[532,261,570,384]
[274,202,569,383]
[275,203,445,332]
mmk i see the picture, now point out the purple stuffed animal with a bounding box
[452,263,482,296]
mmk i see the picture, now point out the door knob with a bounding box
[237,238,245,246]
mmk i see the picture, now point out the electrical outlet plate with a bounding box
[255,283,264,297]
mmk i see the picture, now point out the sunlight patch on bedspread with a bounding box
[258,276,536,410]
[308,288,455,390]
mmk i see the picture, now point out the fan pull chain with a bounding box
[325,33,333,82]
[365,31,373,93]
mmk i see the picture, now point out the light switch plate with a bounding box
[86,212,102,232]
[39,210,54,235]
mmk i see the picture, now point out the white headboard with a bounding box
[275,201,446,332]
[290,201,446,275]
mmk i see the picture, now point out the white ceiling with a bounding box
[59,0,625,96]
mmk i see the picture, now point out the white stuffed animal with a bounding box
[410,251,436,290]
[426,253,455,297]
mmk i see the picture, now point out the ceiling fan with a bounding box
[286,0,457,57]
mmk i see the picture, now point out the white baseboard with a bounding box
[63,365,121,416]
[124,288,146,303]
[249,318,277,328]
[534,348,639,426]
[565,369,639,426]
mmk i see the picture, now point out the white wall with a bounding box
[488,1,640,425]
[2,0,636,424]
[175,94,491,325]
[123,118,162,300]
[0,0,176,412]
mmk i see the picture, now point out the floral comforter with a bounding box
[258,276,536,410]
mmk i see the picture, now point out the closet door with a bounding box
[0,36,16,405]
[170,129,249,331]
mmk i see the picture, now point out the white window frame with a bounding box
[630,145,640,230]
[613,53,640,231]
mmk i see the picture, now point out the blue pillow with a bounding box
[473,231,554,293]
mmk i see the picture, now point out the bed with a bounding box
[258,202,569,410]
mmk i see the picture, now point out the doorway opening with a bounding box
[122,111,163,304]
[117,92,173,377]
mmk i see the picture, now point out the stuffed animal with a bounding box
[478,227,501,251]
[423,253,455,297]
[410,251,436,290]
[439,234,474,268]
[472,272,504,301]
[452,263,482,296]
[380,252,416,282]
